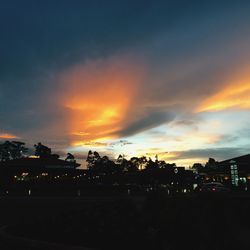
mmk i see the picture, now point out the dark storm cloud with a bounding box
[1,0,246,82]
[0,103,68,135]
[117,110,175,137]
[166,147,250,162]
[169,116,203,130]
[0,0,197,80]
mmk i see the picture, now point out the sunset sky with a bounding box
[1,0,250,167]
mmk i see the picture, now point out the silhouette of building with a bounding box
[199,154,250,190]
[0,157,82,182]
[0,157,86,196]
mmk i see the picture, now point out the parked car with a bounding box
[198,182,230,193]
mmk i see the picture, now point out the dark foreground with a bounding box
[0,193,250,250]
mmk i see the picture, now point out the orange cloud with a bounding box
[197,80,250,112]
[58,56,145,147]
[0,133,18,139]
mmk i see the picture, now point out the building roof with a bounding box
[219,154,250,165]
[0,157,81,169]
[217,154,250,173]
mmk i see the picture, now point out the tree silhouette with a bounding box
[34,142,52,158]
[0,141,28,162]
[205,158,217,169]
[87,150,101,169]
[86,151,121,175]
[65,153,75,162]
[160,162,176,169]
[192,163,203,172]
[145,157,158,170]
[130,157,142,171]
[116,154,124,164]
[11,141,28,159]
[0,141,11,161]
[116,154,128,173]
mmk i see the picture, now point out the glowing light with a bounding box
[146,151,179,160]
[0,133,18,139]
[71,132,90,136]
[197,82,250,112]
